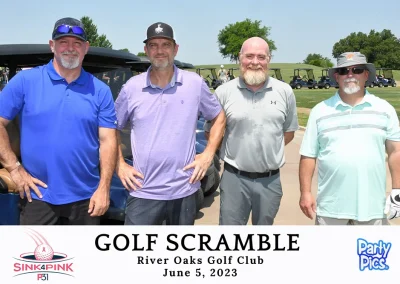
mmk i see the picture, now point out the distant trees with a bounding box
[303,53,333,68]
[217,19,276,63]
[137,52,146,57]
[332,29,400,69]
[80,16,112,48]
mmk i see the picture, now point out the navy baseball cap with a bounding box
[143,22,175,43]
[52,17,87,41]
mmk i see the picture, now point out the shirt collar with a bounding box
[237,76,272,92]
[333,89,372,108]
[144,64,182,89]
[46,60,87,85]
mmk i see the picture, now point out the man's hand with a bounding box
[384,189,400,220]
[299,192,316,220]
[88,187,110,217]
[183,152,213,184]
[10,166,47,202]
[116,161,144,191]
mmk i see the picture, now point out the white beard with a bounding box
[60,52,80,69]
[343,78,361,95]
[242,70,267,86]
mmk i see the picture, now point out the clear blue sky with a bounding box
[2,0,400,66]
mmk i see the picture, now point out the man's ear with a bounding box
[49,40,55,53]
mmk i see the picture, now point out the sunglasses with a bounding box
[336,67,365,75]
[54,24,85,37]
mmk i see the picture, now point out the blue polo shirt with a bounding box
[300,92,400,221]
[0,61,117,205]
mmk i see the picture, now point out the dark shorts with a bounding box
[19,198,100,225]
[124,189,199,225]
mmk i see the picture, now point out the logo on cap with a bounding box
[155,24,163,34]
[346,53,355,60]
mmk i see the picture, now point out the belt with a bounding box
[224,163,279,179]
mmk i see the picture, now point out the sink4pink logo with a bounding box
[13,228,74,280]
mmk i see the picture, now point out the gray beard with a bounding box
[242,70,267,86]
[60,56,79,69]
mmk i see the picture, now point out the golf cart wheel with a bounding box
[378,82,383,88]
[313,85,318,89]
[204,167,220,197]
[195,188,204,212]
[393,83,397,87]
[295,84,301,89]
[369,83,374,88]
[324,83,330,89]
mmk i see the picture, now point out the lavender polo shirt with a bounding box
[114,66,222,200]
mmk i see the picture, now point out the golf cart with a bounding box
[0,44,220,225]
[228,67,239,80]
[317,68,339,89]
[369,68,397,88]
[196,68,222,89]
[269,68,284,82]
[289,68,318,89]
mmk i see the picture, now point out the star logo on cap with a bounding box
[155,24,163,34]
[346,53,354,60]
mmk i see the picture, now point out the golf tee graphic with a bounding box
[13,228,74,280]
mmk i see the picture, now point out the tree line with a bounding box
[81,16,400,69]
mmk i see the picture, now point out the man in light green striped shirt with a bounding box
[299,52,400,225]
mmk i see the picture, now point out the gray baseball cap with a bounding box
[328,52,376,84]
[52,17,87,41]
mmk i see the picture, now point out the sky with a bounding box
[2,0,400,66]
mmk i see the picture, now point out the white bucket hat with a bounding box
[328,52,376,84]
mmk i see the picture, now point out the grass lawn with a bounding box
[295,86,400,127]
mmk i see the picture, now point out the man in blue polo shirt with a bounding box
[0,17,118,225]
[114,22,226,225]
[299,52,400,225]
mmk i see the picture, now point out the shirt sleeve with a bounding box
[114,85,132,130]
[198,80,222,121]
[386,104,400,141]
[0,72,25,120]
[283,89,299,132]
[299,107,319,158]
[98,87,117,129]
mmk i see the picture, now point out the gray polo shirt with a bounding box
[205,76,299,172]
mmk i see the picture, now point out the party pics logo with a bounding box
[357,238,391,271]
[13,228,74,280]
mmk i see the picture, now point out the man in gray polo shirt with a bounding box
[205,37,299,225]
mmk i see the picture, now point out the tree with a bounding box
[332,29,400,69]
[137,52,146,57]
[119,48,130,52]
[303,53,333,68]
[80,16,112,48]
[217,19,276,63]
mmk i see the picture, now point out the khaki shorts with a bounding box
[316,216,389,225]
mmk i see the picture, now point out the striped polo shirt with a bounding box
[300,91,400,221]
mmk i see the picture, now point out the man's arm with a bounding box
[184,110,226,183]
[0,117,19,172]
[284,131,295,145]
[386,140,400,188]
[299,155,317,219]
[88,127,117,217]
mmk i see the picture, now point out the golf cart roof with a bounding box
[269,68,281,70]
[0,44,141,74]
[196,67,216,70]
[182,62,195,69]
[294,68,314,71]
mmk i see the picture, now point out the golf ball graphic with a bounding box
[34,244,54,260]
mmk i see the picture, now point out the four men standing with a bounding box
[0,18,399,225]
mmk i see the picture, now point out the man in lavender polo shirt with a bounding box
[114,22,226,225]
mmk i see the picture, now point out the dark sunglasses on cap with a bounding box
[54,24,85,36]
[336,67,366,75]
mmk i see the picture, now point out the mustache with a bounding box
[344,78,358,83]
[61,51,78,55]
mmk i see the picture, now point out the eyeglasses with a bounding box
[336,67,365,75]
[54,25,86,37]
